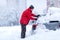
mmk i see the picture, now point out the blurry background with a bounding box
[0,0,60,26]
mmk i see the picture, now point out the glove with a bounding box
[35,15,40,17]
[35,18,37,20]
[37,15,40,17]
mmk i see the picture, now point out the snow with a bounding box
[0,0,26,26]
[0,0,60,40]
[27,0,47,15]
[0,0,7,7]
[37,7,60,24]
[0,25,60,40]
[0,7,19,26]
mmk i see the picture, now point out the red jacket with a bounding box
[20,8,36,25]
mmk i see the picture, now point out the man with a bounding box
[20,5,40,38]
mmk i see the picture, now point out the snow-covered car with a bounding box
[37,7,60,30]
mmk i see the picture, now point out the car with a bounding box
[37,7,60,30]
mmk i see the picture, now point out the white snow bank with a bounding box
[37,7,60,23]
[0,25,60,40]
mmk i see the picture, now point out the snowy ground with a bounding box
[0,24,60,40]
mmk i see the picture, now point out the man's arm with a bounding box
[31,13,36,17]
[31,13,40,17]
[27,13,37,20]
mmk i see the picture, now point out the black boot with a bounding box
[21,32,25,38]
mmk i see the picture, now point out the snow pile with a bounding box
[0,25,60,40]
[37,7,60,24]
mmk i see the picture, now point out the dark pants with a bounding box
[21,24,26,38]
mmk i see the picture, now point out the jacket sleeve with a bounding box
[31,13,36,16]
[27,12,36,20]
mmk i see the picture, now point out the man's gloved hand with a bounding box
[35,15,40,17]
[35,18,38,20]
[37,15,40,17]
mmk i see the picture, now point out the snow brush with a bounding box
[32,14,47,30]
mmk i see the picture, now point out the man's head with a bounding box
[29,5,34,10]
